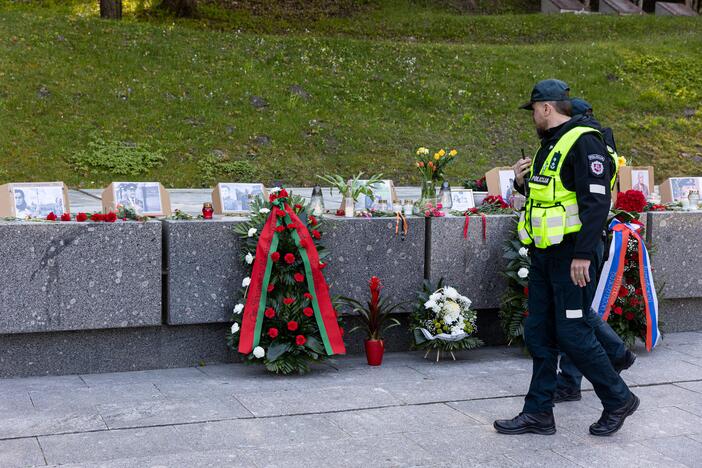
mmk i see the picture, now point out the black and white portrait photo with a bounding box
[12,184,66,218]
[114,182,162,215]
[218,183,264,212]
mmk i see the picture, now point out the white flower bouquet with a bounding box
[411,280,482,360]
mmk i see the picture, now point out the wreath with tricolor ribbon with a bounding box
[227,188,346,374]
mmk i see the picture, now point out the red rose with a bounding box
[271,252,280,262]
[625,312,635,321]
[283,297,295,305]
[275,225,285,233]
[294,204,303,211]
[105,212,117,223]
[90,213,102,222]
[287,320,298,331]
[303,307,314,317]
[523,287,529,296]
[294,272,305,283]
[284,253,295,264]
[629,297,640,307]
[635,288,642,296]
[319,262,327,270]
[287,223,297,230]
[60,213,71,221]
[279,189,289,198]
[268,327,279,338]
[264,307,275,318]
[46,212,57,221]
[275,210,285,218]
[615,190,647,213]
[618,286,629,298]
[308,215,318,226]
[269,194,278,202]
[304,292,313,300]
[614,306,623,315]
[311,230,321,239]
[295,335,306,346]
[267,283,275,293]
[76,212,88,222]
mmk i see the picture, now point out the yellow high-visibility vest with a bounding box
[517,126,618,249]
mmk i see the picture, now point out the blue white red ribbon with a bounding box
[592,218,660,351]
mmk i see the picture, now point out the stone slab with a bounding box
[600,0,644,14]
[0,323,234,378]
[45,450,256,468]
[656,2,698,16]
[659,298,702,332]
[0,407,106,439]
[0,221,161,334]
[0,438,46,468]
[553,442,687,467]
[430,215,516,309]
[648,211,702,299]
[163,218,247,325]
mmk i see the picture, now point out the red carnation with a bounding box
[283,297,295,305]
[287,223,297,230]
[295,335,306,346]
[614,306,623,315]
[303,292,313,300]
[271,252,280,262]
[311,230,321,240]
[635,288,642,296]
[629,297,640,307]
[267,283,275,293]
[287,320,298,331]
[46,212,57,221]
[105,212,117,223]
[60,213,71,221]
[275,210,285,218]
[279,189,289,198]
[76,212,88,222]
[625,312,635,321]
[264,307,275,318]
[615,190,647,213]
[269,194,278,202]
[308,215,318,226]
[268,327,279,338]
[284,253,295,264]
[294,204,303,211]
[294,272,305,283]
[618,286,629,298]
[303,307,314,317]
[275,225,285,233]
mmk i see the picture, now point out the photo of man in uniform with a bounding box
[13,189,34,218]
[631,170,650,198]
[117,183,145,213]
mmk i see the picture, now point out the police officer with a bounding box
[493,79,639,436]
[554,98,636,403]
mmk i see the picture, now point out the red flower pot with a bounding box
[364,339,385,366]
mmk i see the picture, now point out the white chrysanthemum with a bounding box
[443,301,461,323]
[230,322,240,334]
[245,252,254,264]
[444,286,459,300]
[242,277,251,287]
[247,228,257,237]
[450,325,464,336]
[519,247,529,257]
[518,267,529,279]
[429,291,442,302]
[269,187,282,194]
[233,304,244,314]
[259,208,270,214]
[457,295,472,309]
[424,299,437,311]
[253,346,265,358]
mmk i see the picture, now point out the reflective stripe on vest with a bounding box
[516,126,619,248]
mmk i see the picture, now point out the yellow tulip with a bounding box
[434,153,441,160]
[618,156,627,167]
[438,149,446,157]
[449,149,458,157]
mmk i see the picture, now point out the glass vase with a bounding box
[413,180,438,216]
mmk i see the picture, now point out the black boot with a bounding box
[494,412,556,435]
[554,386,582,403]
[613,350,637,374]
[589,393,640,436]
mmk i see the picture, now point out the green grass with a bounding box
[0,3,701,188]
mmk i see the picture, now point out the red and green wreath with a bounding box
[226,188,346,374]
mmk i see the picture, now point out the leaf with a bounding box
[266,341,292,362]
[305,335,326,354]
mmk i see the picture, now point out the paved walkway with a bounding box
[1,332,701,467]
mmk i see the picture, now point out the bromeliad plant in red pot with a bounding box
[339,276,405,366]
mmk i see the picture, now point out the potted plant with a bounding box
[338,276,404,366]
[317,172,383,217]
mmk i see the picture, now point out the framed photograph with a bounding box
[660,177,702,203]
[101,182,171,216]
[355,179,397,211]
[618,166,654,200]
[450,188,475,211]
[0,182,70,218]
[213,183,265,214]
[113,182,162,216]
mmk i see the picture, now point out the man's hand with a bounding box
[513,157,532,187]
[570,258,591,287]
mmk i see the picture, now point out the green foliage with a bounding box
[498,230,530,347]
[66,134,165,176]
[197,155,258,185]
[316,172,383,202]
[337,278,405,340]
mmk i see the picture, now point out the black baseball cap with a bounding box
[519,79,571,110]
[571,97,593,115]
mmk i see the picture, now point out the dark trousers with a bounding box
[522,240,631,414]
[557,241,627,391]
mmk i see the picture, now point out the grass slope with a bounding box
[0,4,701,188]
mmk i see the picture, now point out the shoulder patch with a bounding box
[588,154,605,177]
[548,151,562,171]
